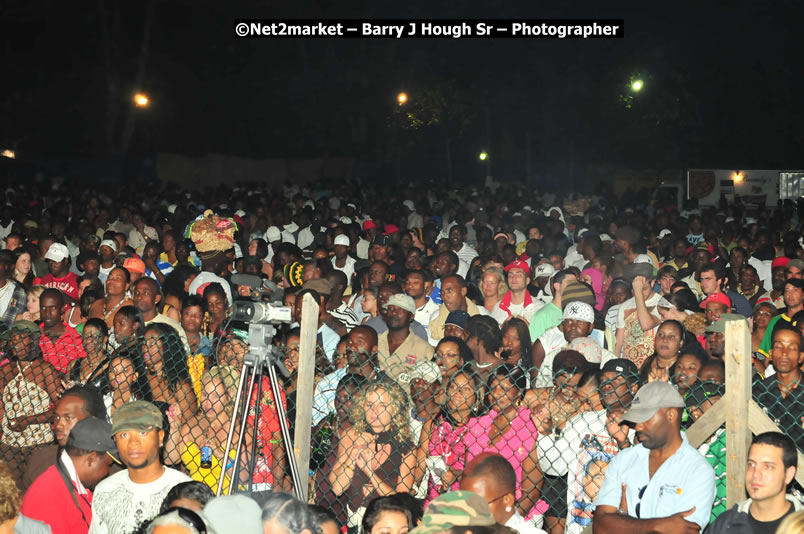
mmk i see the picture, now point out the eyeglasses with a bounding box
[487,492,510,505]
[635,485,648,518]
[163,507,208,533]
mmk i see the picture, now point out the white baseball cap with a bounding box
[657,229,672,239]
[402,200,415,211]
[99,239,118,253]
[562,301,595,324]
[265,226,281,242]
[334,235,350,247]
[44,243,69,262]
[533,263,556,278]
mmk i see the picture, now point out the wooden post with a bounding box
[748,402,804,487]
[724,319,752,507]
[294,293,319,502]
[686,400,726,448]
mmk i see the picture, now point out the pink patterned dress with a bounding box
[465,406,538,499]
[426,412,472,502]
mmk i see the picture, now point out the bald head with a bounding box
[462,452,517,494]
[460,452,517,524]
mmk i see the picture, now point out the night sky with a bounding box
[2,1,803,184]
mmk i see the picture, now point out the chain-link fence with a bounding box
[1,317,802,533]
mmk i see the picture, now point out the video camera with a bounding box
[230,273,292,324]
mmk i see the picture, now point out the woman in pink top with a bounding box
[465,364,546,519]
[417,364,484,504]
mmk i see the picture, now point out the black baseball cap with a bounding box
[600,358,639,378]
[67,417,117,455]
[371,236,390,247]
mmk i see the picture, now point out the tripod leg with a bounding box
[229,365,259,495]
[246,368,263,494]
[217,363,250,496]
[267,364,304,500]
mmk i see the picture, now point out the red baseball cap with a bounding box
[383,224,400,236]
[772,257,791,270]
[504,259,531,275]
[700,292,731,309]
[362,220,376,231]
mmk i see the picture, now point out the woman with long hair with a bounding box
[0,322,60,480]
[111,305,146,350]
[140,322,197,432]
[12,249,34,289]
[500,318,533,378]
[465,364,542,517]
[329,378,416,529]
[415,363,484,503]
[104,345,152,419]
[66,317,110,391]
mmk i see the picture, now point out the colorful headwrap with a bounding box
[186,210,238,259]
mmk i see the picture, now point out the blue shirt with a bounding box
[594,432,715,529]
[723,289,752,318]
[311,367,348,426]
[317,323,340,361]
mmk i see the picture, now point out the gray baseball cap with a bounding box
[622,381,685,424]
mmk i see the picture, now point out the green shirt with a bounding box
[528,302,562,342]
[703,428,727,523]
[758,313,792,357]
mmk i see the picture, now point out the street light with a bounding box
[479,151,488,161]
[134,93,150,107]
[0,149,14,159]
[631,79,644,92]
[397,92,408,105]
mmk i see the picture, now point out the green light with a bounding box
[631,79,644,92]
[479,152,488,161]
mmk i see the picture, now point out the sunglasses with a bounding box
[635,485,648,518]
[163,507,208,533]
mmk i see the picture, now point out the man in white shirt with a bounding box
[403,200,423,229]
[615,263,663,361]
[89,401,190,534]
[491,259,543,325]
[405,269,440,345]
[330,234,356,283]
[533,359,639,534]
[460,452,547,534]
[449,225,478,267]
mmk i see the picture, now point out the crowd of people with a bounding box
[0,179,802,534]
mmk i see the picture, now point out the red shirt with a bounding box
[33,272,79,302]
[39,323,86,373]
[21,464,92,534]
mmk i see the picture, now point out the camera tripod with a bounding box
[217,323,304,500]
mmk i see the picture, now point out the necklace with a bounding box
[103,297,125,320]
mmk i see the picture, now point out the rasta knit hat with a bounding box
[283,261,304,288]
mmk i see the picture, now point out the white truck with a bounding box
[686,169,804,208]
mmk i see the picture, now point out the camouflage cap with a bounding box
[409,491,496,534]
[111,400,163,435]
[0,320,41,343]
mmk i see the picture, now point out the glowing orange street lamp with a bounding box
[397,92,408,105]
[134,93,150,107]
